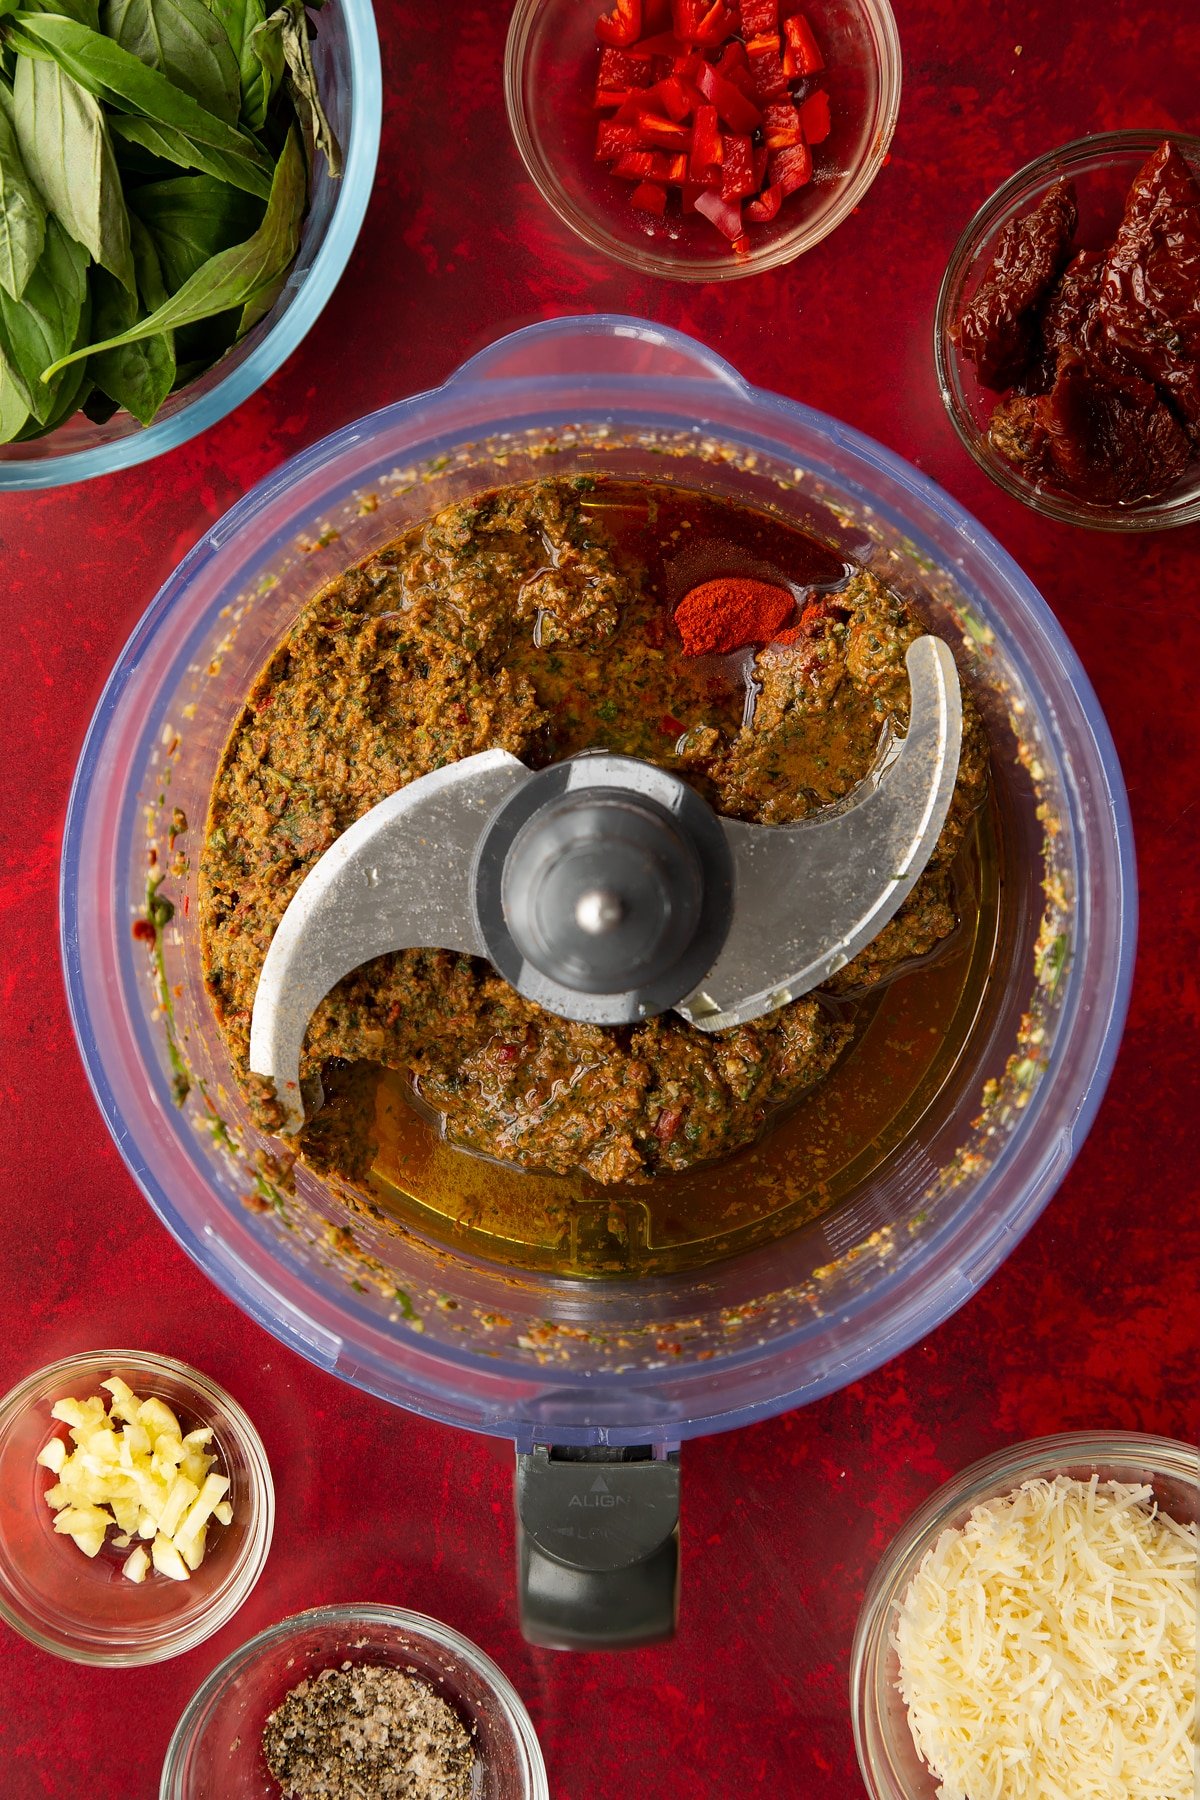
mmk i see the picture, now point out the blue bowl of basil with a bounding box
[0,0,381,488]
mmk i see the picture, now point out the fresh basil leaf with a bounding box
[12,54,135,288]
[88,219,174,422]
[0,76,46,299]
[0,347,31,439]
[7,13,272,168]
[103,0,239,124]
[108,110,271,196]
[22,0,101,31]
[43,123,303,377]
[252,0,338,175]
[0,212,87,417]
[16,288,90,431]
[132,169,261,288]
[207,0,273,130]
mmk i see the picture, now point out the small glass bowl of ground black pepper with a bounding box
[160,1603,549,1800]
[935,130,1200,530]
[0,1350,273,1665]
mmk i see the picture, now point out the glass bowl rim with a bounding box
[0,0,383,493]
[849,1428,1200,1799]
[0,1347,275,1665]
[933,127,1200,532]
[159,1600,551,1799]
[503,0,903,281]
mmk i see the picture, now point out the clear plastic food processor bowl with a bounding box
[62,316,1135,1448]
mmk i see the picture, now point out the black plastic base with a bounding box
[515,1444,681,1650]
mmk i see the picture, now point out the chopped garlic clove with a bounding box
[178,1523,207,1572]
[36,1437,67,1474]
[157,1474,200,1539]
[41,1385,232,1581]
[151,1535,190,1581]
[122,1545,150,1583]
[137,1397,182,1442]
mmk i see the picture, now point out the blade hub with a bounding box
[474,755,734,1025]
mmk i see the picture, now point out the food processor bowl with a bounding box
[62,316,1133,1452]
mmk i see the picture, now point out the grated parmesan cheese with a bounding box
[893,1475,1198,1800]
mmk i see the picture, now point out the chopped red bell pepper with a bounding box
[798,87,830,143]
[745,34,789,98]
[656,73,697,118]
[745,180,782,219]
[769,139,812,192]
[590,0,834,250]
[630,28,686,55]
[719,132,756,197]
[695,59,762,129]
[737,0,777,32]
[596,119,644,158]
[692,0,737,45]
[635,111,692,148]
[613,148,677,179]
[674,0,736,45]
[596,0,643,46]
[762,100,802,148]
[782,11,823,73]
[716,39,756,96]
[599,45,656,86]
[689,102,723,180]
[693,187,743,238]
[630,180,668,214]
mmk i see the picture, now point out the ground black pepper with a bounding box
[262,1661,475,1799]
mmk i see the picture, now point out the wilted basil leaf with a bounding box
[252,0,338,176]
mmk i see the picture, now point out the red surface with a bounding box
[2,3,1198,1795]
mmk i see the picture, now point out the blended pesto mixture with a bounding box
[200,478,989,1187]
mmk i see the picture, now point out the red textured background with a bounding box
[2,3,1198,1795]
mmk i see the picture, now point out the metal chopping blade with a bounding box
[249,637,962,1133]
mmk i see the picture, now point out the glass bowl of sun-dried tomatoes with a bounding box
[505,0,901,280]
[935,130,1200,531]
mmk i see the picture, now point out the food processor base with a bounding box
[515,1446,680,1648]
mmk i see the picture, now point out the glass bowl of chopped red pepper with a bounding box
[504,0,901,279]
[160,1603,549,1798]
[935,131,1200,530]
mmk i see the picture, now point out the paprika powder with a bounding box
[674,575,794,655]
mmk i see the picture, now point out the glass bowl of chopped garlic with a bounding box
[850,1431,1199,1800]
[160,1603,549,1799]
[0,1349,273,1665]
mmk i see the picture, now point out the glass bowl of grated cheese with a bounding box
[850,1431,1199,1800]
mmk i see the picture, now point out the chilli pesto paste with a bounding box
[200,478,996,1276]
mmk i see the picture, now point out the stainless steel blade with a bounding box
[674,636,962,1032]
[248,749,532,1132]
